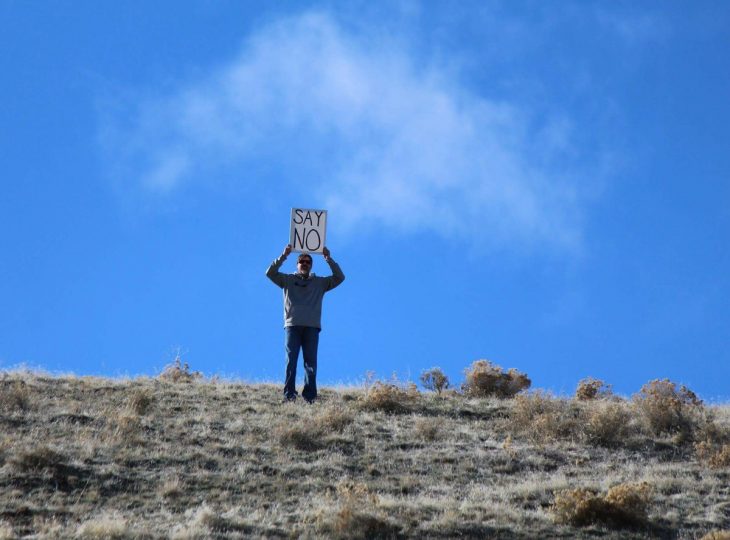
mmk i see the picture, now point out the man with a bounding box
[266,244,345,402]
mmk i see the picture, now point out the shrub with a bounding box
[358,381,418,413]
[420,368,450,394]
[694,441,730,469]
[575,377,612,400]
[159,357,202,383]
[552,482,652,528]
[510,391,581,443]
[462,360,530,398]
[582,400,633,447]
[633,379,704,436]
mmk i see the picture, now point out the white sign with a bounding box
[290,208,327,253]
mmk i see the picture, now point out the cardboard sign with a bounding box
[290,208,327,253]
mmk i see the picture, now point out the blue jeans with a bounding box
[284,326,320,401]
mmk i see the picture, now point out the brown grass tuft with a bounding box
[0,379,31,412]
[76,512,129,539]
[278,404,354,451]
[127,389,155,415]
[9,445,67,473]
[319,481,401,539]
[700,531,730,540]
[552,481,652,528]
[413,417,442,441]
[462,360,530,398]
[0,521,14,540]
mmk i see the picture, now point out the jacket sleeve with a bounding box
[323,259,345,291]
[265,254,288,288]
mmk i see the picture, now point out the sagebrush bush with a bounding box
[633,379,704,436]
[420,367,449,394]
[462,360,530,398]
[694,441,730,469]
[575,377,612,401]
[159,357,202,383]
[358,381,418,413]
[582,400,633,447]
[510,391,581,443]
[552,482,652,528]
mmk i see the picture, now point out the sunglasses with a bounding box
[298,259,312,265]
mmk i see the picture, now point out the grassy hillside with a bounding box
[1,365,728,539]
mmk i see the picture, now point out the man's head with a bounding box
[297,253,313,276]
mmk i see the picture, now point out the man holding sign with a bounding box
[266,211,345,402]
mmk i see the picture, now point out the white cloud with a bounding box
[102,12,589,252]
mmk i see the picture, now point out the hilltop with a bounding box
[1,367,728,539]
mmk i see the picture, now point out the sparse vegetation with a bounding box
[420,367,449,394]
[461,359,531,398]
[1,369,728,538]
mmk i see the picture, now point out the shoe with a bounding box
[283,395,297,403]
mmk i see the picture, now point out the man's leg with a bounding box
[283,326,302,400]
[301,327,320,402]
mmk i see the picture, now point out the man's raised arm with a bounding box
[266,244,292,288]
[322,246,345,291]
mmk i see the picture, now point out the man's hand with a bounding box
[282,244,292,258]
[322,246,331,262]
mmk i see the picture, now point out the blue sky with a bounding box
[2,1,729,400]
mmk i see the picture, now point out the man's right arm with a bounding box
[265,245,292,288]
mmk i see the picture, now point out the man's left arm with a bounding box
[322,247,345,291]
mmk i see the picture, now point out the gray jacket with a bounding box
[266,255,345,328]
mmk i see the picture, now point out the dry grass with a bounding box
[700,531,730,540]
[1,370,728,538]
